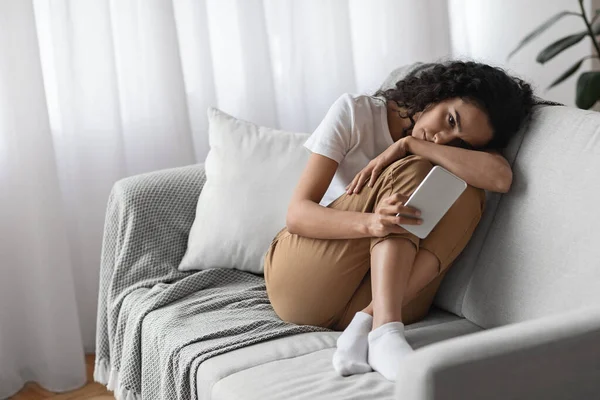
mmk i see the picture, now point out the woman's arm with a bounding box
[286,154,372,239]
[404,136,513,193]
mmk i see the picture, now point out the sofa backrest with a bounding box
[461,106,600,328]
[433,114,527,316]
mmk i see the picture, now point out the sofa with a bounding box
[96,86,600,398]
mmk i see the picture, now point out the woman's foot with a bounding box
[332,312,373,376]
[368,321,413,381]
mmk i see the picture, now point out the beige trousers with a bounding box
[264,155,485,330]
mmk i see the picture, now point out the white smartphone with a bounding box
[396,166,467,239]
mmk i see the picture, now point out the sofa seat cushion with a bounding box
[196,331,339,400]
[198,308,481,400]
[212,348,393,400]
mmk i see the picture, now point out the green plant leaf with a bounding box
[547,58,586,90]
[536,32,587,64]
[576,72,600,109]
[508,11,581,59]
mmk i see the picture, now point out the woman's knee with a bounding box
[388,155,434,174]
[384,155,434,193]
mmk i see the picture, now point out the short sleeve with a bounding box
[304,94,354,164]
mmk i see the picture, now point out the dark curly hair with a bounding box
[374,61,535,150]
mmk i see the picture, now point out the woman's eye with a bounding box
[448,114,455,128]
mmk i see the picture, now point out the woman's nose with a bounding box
[433,131,453,144]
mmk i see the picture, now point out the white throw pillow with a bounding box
[179,107,310,274]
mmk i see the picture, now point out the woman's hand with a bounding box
[367,193,422,237]
[346,137,409,195]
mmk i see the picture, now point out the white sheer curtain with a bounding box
[0,1,452,395]
[0,0,86,396]
[8,0,591,397]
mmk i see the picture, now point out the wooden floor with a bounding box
[10,355,114,400]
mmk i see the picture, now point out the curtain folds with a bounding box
[0,0,86,396]
[1,1,450,395]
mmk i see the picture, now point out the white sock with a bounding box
[368,321,413,381]
[332,312,373,376]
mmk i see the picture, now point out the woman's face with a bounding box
[411,98,493,149]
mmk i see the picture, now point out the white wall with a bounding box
[449,0,598,107]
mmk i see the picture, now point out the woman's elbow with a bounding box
[494,168,513,193]
[286,205,300,234]
[287,198,319,234]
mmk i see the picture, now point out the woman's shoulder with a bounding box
[334,92,384,104]
[330,93,386,113]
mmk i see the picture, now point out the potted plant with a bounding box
[509,0,600,109]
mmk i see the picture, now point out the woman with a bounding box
[263,61,535,381]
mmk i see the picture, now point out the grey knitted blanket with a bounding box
[94,164,326,400]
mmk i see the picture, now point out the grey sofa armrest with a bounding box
[395,306,600,400]
[101,164,206,278]
[95,164,205,361]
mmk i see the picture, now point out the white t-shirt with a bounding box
[304,93,395,206]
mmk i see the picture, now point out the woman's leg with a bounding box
[333,248,446,376]
[329,156,433,330]
[370,238,417,329]
[331,183,484,380]
[329,238,419,376]
[264,156,460,378]
[357,159,434,381]
[338,184,486,330]
[358,248,441,318]
[332,185,484,381]
[368,186,484,381]
[326,157,432,376]
[264,156,429,329]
